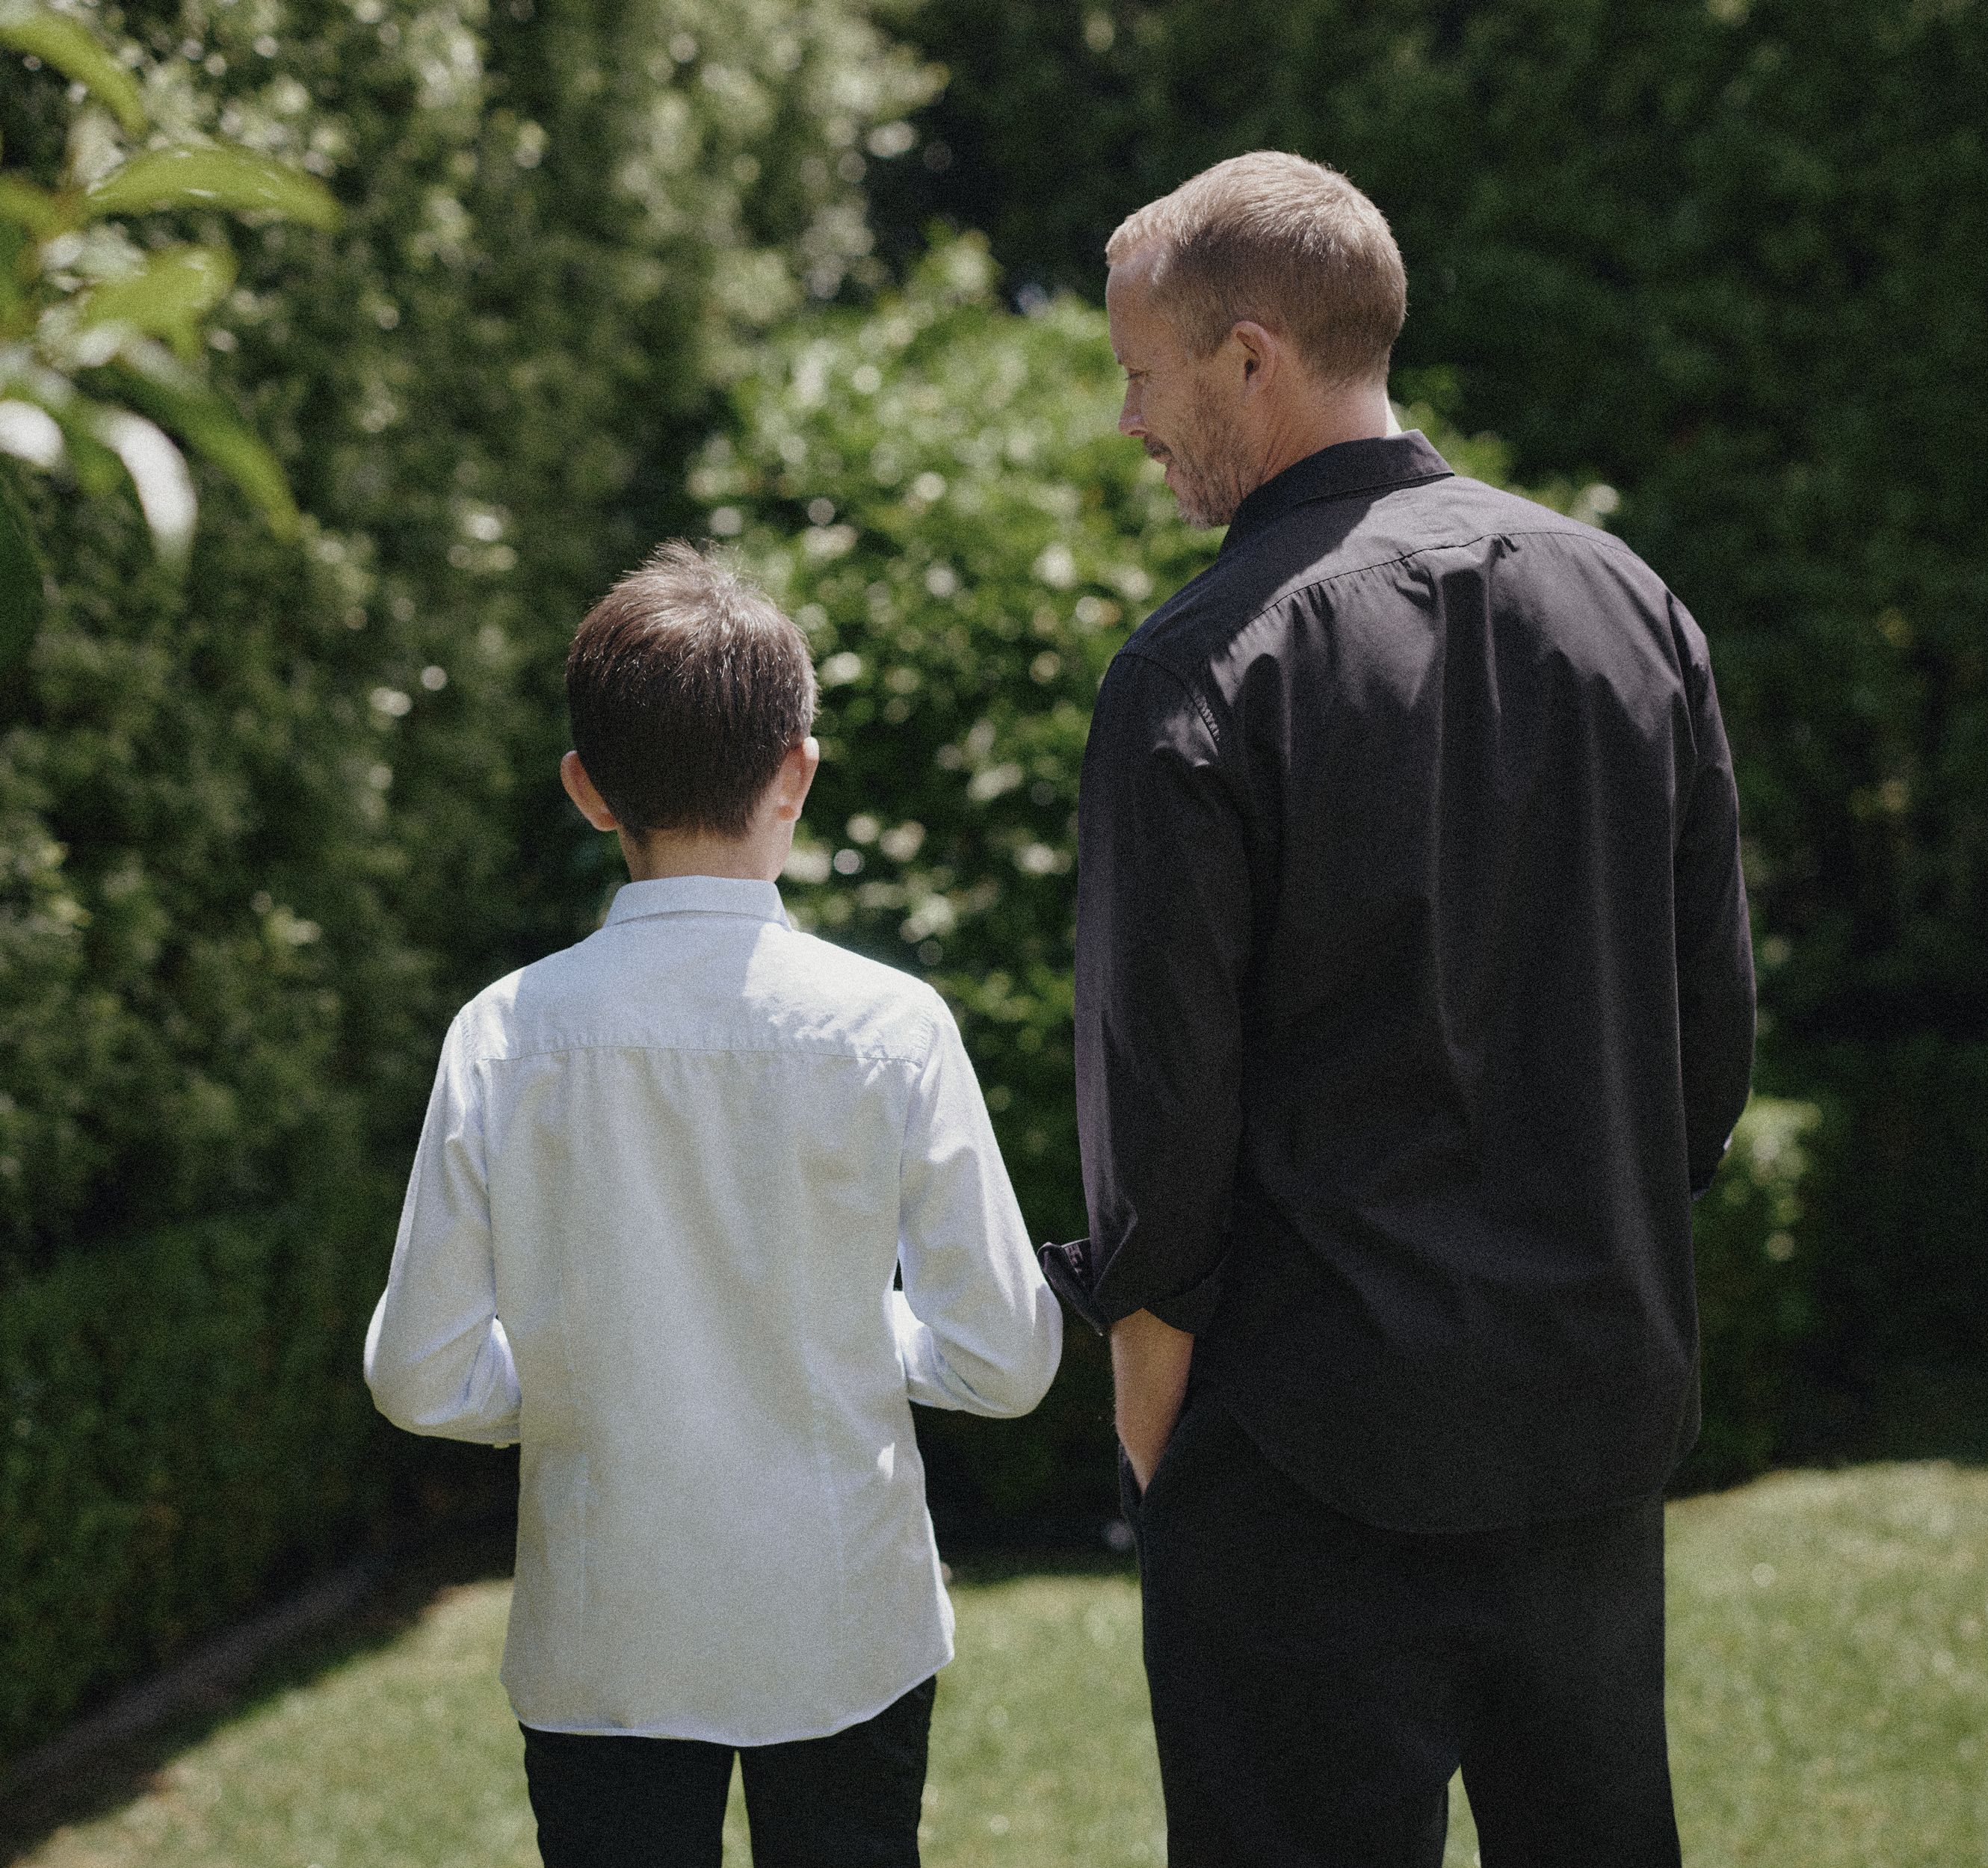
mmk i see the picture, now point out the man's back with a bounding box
[371,875,1061,1743]
[1083,155,1732,1868]
[1077,433,1755,1530]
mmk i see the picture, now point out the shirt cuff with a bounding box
[1142,1260,1226,1334]
[1043,1240,1225,1337]
[1038,1239,1111,1336]
[890,1289,961,1409]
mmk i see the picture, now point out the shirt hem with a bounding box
[505,1635,954,1749]
[1215,1375,1687,1537]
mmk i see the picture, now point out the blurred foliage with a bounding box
[0,0,333,596]
[1792,1039,1988,1425]
[694,238,1208,1248]
[0,0,932,1269]
[1682,1095,1821,1489]
[880,0,1988,1435]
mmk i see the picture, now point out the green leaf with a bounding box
[48,394,130,497]
[172,401,297,537]
[83,146,341,229]
[0,454,45,669]
[78,244,235,359]
[0,392,65,471]
[109,354,298,536]
[0,173,66,239]
[0,0,146,136]
[85,403,195,565]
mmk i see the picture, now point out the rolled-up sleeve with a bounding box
[364,1012,521,1443]
[894,998,1063,1417]
[1672,608,1756,1194]
[1075,651,1252,1332]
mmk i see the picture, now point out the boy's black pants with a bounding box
[520,1676,934,1868]
[1126,1389,1683,1868]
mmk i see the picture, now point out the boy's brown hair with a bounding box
[567,542,817,838]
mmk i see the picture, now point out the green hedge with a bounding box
[0,0,935,1272]
[1683,1095,1821,1490]
[0,1182,394,1760]
[1791,1040,1988,1442]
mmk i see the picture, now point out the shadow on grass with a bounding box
[0,1514,1136,1867]
[11,1367,1978,1868]
[0,1522,518,1867]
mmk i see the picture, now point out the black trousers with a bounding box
[1126,1390,1682,1868]
[519,1677,935,1868]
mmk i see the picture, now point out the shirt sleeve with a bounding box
[1672,601,1757,1195]
[893,998,1064,1417]
[1075,651,1252,1332]
[363,1010,521,1444]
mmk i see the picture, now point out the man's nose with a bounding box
[1118,392,1144,439]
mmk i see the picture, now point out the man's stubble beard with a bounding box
[1162,382,1256,530]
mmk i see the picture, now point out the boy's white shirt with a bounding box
[364,874,1063,1745]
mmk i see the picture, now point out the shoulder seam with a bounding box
[1309,523,1642,596]
[1133,523,1646,710]
[1112,644,1226,752]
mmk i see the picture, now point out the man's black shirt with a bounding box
[1072,431,1755,1533]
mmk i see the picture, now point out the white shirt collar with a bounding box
[602,875,789,930]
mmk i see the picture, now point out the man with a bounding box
[1049,152,1754,1866]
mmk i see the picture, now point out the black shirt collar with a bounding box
[1220,430,1454,555]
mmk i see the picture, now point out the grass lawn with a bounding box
[9,1462,1985,1867]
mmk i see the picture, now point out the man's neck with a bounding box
[1248,380,1393,494]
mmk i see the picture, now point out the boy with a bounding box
[365,542,1063,1868]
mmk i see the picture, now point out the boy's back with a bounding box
[371,871,1061,1743]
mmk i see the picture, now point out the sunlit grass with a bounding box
[13,1464,1987,1867]
[1664,1463,1988,1864]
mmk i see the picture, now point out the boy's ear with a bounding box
[770,736,821,823]
[561,751,622,832]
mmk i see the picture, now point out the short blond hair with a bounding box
[1105,152,1407,389]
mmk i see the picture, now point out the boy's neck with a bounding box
[618,823,791,886]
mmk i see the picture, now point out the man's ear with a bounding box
[1230,319,1279,393]
[770,736,821,823]
[561,750,621,832]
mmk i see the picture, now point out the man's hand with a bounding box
[1111,1308,1195,1492]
